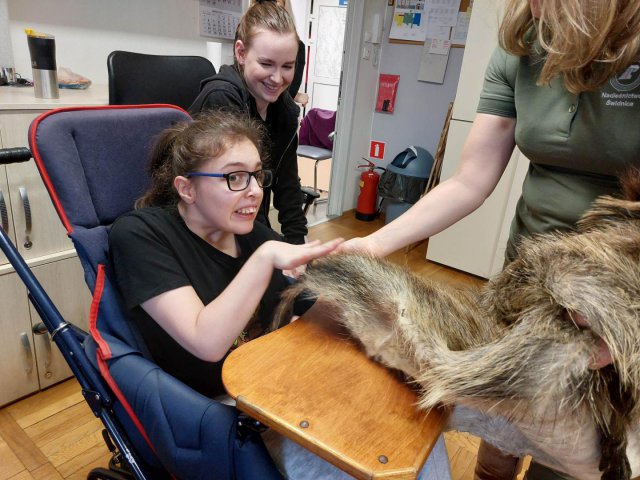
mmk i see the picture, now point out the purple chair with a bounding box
[297,108,336,203]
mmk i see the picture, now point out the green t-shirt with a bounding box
[478,47,640,260]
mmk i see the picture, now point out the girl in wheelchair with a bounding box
[109,110,451,477]
[110,109,338,396]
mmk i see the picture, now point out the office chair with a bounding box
[28,105,283,479]
[107,51,216,110]
[297,108,336,204]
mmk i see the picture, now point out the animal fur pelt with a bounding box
[274,171,640,480]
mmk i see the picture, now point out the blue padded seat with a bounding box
[30,105,189,288]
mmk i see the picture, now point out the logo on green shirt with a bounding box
[610,63,640,92]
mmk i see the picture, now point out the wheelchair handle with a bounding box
[0,147,32,165]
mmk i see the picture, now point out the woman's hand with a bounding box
[565,309,612,369]
[337,236,383,256]
[260,238,344,272]
[294,92,309,107]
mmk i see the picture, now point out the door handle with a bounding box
[18,187,33,249]
[20,332,34,373]
[0,190,8,233]
[32,322,48,334]
[41,335,53,377]
[33,322,52,376]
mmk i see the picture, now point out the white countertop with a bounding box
[0,84,109,110]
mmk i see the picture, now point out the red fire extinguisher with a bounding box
[356,160,382,221]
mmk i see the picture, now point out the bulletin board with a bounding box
[389,0,471,48]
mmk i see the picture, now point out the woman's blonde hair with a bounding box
[500,0,640,93]
[136,110,266,209]
[236,0,299,65]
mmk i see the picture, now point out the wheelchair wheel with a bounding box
[88,429,136,480]
[87,467,132,480]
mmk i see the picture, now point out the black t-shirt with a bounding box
[109,206,287,398]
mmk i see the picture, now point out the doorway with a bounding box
[297,0,347,225]
[304,0,346,111]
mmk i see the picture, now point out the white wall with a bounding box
[371,44,463,164]
[0,0,14,68]
[289,0,308,39]
[4,0,466,217]
[6,0,219,85]
[370,5,463,168]
[336,1,466,212]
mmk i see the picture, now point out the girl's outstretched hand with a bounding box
[259,238,344,274]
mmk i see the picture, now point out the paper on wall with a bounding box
[389,1,429,42]
[426,0,461,27]
[199,0,243,40]
[451,10,471,45]
[425,24,452,40]
[428,38,451,55]
[418,39,450,83]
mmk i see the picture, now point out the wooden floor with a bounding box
[0,212,529,480]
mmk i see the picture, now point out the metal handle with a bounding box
[32,322,48,334]
[0,190,8,233]
[42,334,52,375]
[0,147,31,165]
[20,332,34,373]
[18,187,32,249]
[32,322,52,373]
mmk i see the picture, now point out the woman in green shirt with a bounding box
[343,0,640,478]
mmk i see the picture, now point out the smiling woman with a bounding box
[189,0,308,246]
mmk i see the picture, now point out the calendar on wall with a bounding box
[199,0,244,40]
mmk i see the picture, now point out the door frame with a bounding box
[324,0,365,218]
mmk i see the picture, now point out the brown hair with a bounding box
[500,0,640,93]
[135,110,266,209]
[235,0,299,68]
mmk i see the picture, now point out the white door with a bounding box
[304,0,348,111]
[0,165,15,268]
[0,112,75,261]
[30,258,92,389]
[0,271,38,406]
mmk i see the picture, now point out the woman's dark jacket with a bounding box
[189,64,307,244]
[288,40,306,98]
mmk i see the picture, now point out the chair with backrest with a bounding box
[107,51,216,110]
[28,105,283,479]
[297,108,336,203]
[107,50,318,217]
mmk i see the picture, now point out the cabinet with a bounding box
[426,0,529,278]
[0,85,107,406]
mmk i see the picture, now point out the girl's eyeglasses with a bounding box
[185,169,273,191]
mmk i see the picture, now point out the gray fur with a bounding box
[274,193,640,480]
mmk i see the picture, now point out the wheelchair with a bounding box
[0,105,284,479]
